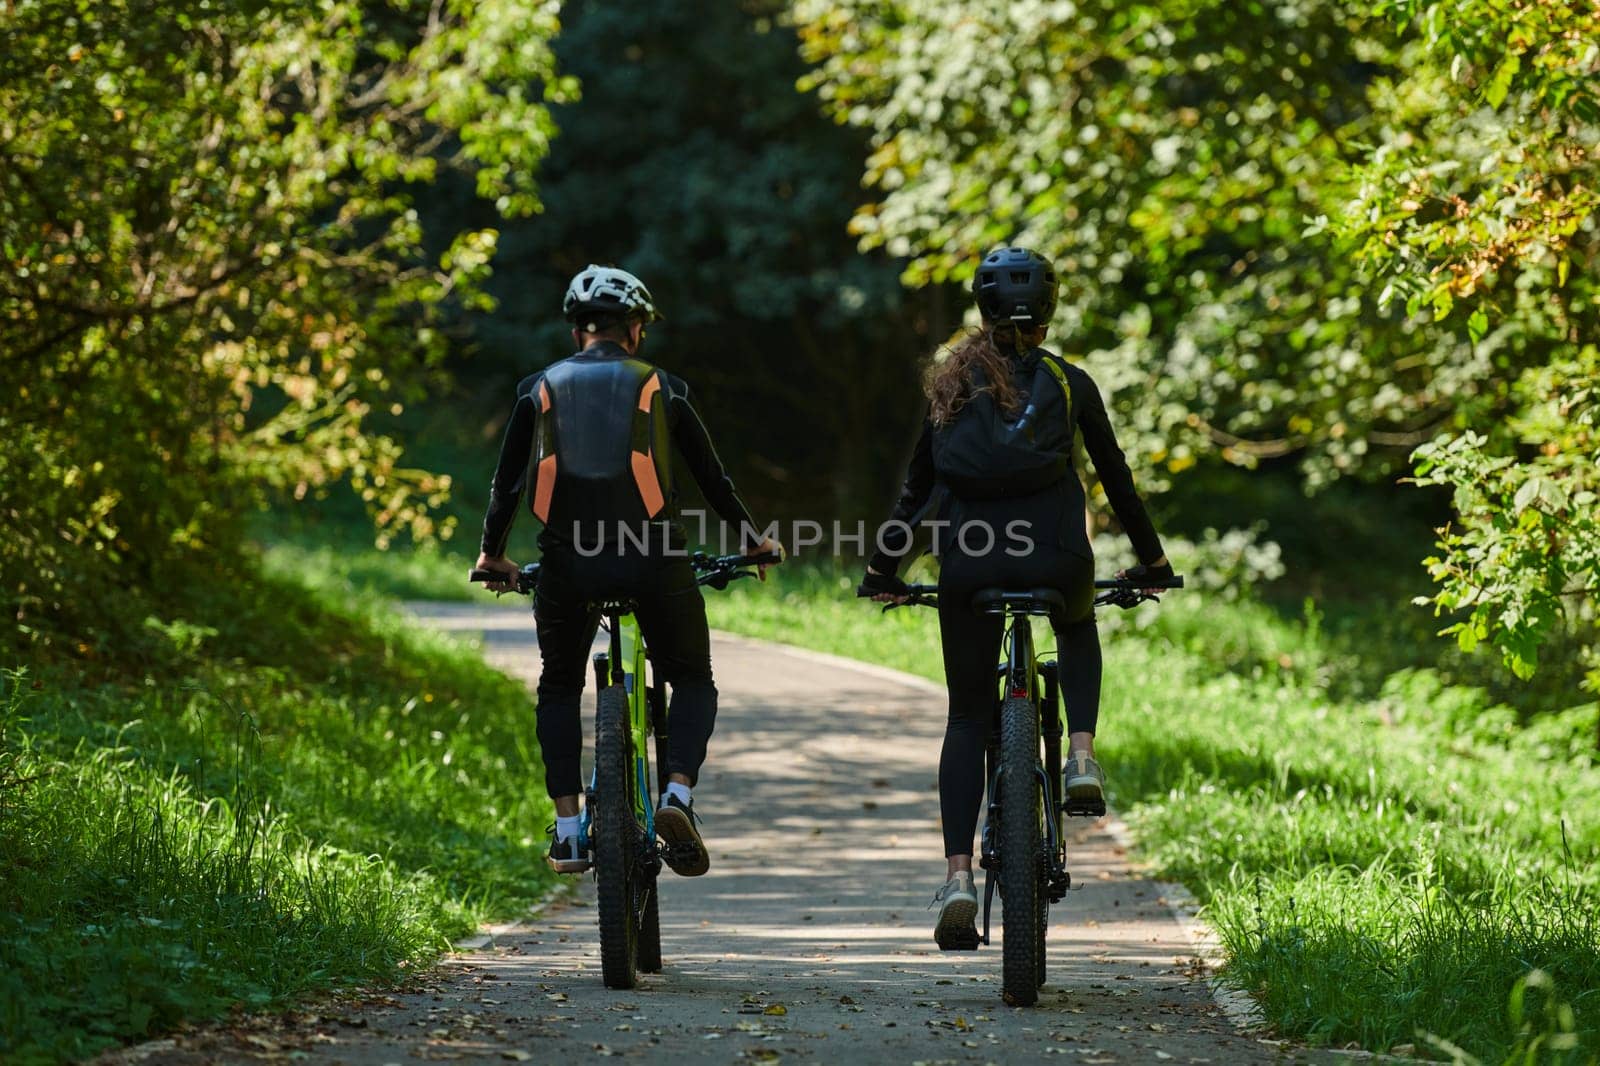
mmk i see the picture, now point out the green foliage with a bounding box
[1334,1,1600,687]
[794,0,1457,491]
[0,0,565,651]
[794,0,1600,687]
[0,564,555,1062]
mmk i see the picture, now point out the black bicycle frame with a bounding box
[978,609,1072,945]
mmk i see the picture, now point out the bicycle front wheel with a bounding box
[594,685,640,989]
[998,695,1043,1006]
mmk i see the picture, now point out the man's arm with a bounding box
[1074,368,1166,566]
[479,378,540,561]
[666,377,761,546]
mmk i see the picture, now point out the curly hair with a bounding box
[925,323,1044,426]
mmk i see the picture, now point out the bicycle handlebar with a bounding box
[1094,575,1185,590]
[469,550,782,597]
[856,574,1184,612]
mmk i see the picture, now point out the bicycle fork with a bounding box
[977,663,1073,946]
[978,762,1070,946]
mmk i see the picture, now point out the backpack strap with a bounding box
[1034,349,1072,417]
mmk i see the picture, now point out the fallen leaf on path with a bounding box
[500,1052,532,1062]
[763,1004,787,1016]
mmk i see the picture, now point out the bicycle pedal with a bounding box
[1064,798,1107,818]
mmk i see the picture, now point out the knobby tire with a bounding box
[999,695,1044,1006]
[594,686,640,989]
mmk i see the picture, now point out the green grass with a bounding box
[0,563,554,1064]
[703,561,1600,1062]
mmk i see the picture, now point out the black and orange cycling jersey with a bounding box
[481,340,757,557]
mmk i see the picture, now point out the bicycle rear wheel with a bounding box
[998,695,1043,1006]
[594,685,640,989]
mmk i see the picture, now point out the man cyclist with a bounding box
[474,264,781,878]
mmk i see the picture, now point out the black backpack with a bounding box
[931,350,1074,499]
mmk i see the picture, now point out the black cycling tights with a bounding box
[936,579,1102,859]
[532,548,717,799]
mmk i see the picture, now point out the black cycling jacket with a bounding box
[480,342,758,557]
[869,349,1164,574]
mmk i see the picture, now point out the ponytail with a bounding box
[925,322,1046,426]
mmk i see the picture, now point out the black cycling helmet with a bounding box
[972,247,1057,325]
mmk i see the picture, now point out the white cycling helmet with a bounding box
[563,264,662,325]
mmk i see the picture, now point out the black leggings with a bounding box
[937,549,1101,858]
[532,548,717,798]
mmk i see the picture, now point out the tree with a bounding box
[458,0,945,527]
[793,0,1598,689]
[793,0,1467,493]
[1334,0,1600,687]
[0,0,567,649]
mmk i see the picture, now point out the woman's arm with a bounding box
[1076,373,1166,566]
[866,419,936,576]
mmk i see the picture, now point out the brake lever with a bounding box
[882,594,936,612]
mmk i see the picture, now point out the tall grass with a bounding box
[1,564,555,1063]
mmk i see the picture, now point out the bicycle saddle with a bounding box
[971,587,1067,618]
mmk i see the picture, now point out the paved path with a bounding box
[124,601,1334,1066]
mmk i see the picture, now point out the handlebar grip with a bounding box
[468,568,501,583]
[744,551,783,566]
[1094,574,1185,590]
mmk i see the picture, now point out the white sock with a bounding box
[664,782,692,808]
[555,814,582,842]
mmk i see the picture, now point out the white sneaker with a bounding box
[1064,750,1105,802]
[931,871,979,950]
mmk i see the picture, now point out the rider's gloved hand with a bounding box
[1119,557,1174,595]
[859,567,911,604]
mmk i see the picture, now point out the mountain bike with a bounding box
[860,573,1182,1006]
[471,550,777,989]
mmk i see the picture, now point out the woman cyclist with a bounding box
[860,247,1172,948]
